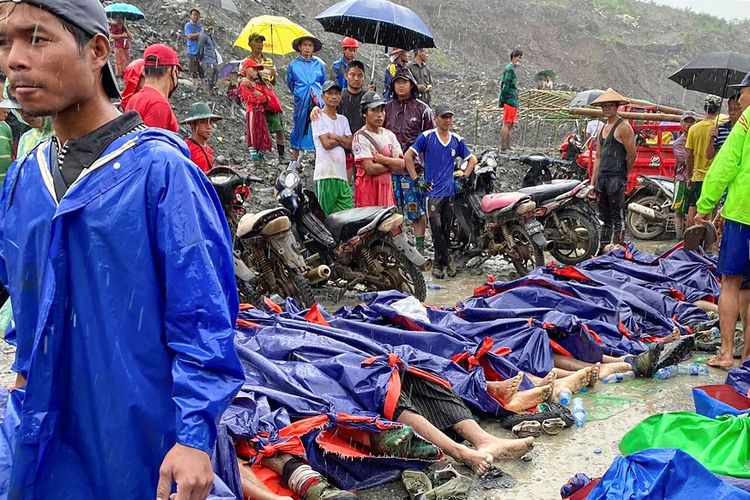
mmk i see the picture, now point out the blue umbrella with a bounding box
[315,0,435,50]
[105,3,145,21]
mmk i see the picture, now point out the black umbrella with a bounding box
[668,51,750,98]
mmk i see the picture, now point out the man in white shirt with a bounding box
[313,80,354,214]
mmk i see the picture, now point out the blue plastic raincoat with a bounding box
[286,56,326,151]
[0,127,244,498]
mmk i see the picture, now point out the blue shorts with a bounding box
[392,174,426,221]
[718,219,750,276]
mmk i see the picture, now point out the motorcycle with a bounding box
[518,179,601,264]
[206,166,328,308]
[452,151,552,276]
[275,161,429,301]
[515,152,588,188]
[625,175,676,240]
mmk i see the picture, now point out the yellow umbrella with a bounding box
[234,15,312,55]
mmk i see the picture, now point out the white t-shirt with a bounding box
[586,119,604,138]
[312,112,351,181]
[352,127,403,161]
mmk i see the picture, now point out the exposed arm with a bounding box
[618,123,637,173]
[706,126,719,160]
[336,135,352,149]
[317,133,341,150]
[591,139,600,186]
[464,154,478,177]
[374,152,404,170]
[686,148,695,182]
[403,148,420,180]
[360,158,390,175]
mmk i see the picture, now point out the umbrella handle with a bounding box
[370,22,380,82]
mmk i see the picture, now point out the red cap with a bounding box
[341,37,359,49]
[241,58,264,71]
[143,44,183,71]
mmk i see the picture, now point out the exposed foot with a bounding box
[707,354,734,369]
[504,384,552,413]
[455,446,494,476]
[588,363,600,388]
[535,371,557,387]
[598,362,632,380]
[487,372,524,403]
[654,328,681,345]
[552,367,591,401]
[477,436,534,461]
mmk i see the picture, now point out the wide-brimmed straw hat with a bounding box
[292,35,322,53]
[181,102,222,124]
[590,88,629,107]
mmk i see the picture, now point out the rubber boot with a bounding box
[304,479,358,500]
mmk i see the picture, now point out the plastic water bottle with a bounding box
[572,398,586,428]
[269,294,284,305]
[601,371,635,384]
[689,363,710,376]
[559,388,572,406]
[709,326,721,339]
[654,367,673,380]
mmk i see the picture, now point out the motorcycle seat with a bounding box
[518,180,581,203]
[325,206,395,241]
[237,207,290,239]
[480,192,531,214]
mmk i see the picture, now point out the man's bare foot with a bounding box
[454,446,494,476]
[477,436,534,461]
[535,371,556,387]
[552,367,590,401]
[707,354,735,369]
[598,362,632,380]
[487,373,524,403]
[504,384,552,413]
[588,363,600,388]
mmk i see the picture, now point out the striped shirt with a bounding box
[714,121,733,152]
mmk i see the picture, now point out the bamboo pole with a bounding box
[567,107,686,123]
[626,99,686,116]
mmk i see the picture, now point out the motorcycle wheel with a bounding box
[236,278,264,309]
[507,223,544,276]
[549,208,600,265]
[272,263,316,308]
[368,241,427,301]
[626,194,667,240]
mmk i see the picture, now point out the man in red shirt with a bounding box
[125,43,182,132]
[182,102,221,172]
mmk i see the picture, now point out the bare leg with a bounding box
[453,419,533,462]
[597,362,633,379]
[742,289,750,361]
[554,354,630,380]
[695,299,719,314]
[239,457,294,500]
[710,274,741,368]
[397,410,493,476]
[553,354,591,372]
[414,214,426,239]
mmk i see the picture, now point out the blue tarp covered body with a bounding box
[727,358,750,398]
[587,448,750,499]
[0,130,244,498]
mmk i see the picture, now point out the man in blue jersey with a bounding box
[404,103,477,279]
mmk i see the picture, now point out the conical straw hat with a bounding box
[590,88,629,106]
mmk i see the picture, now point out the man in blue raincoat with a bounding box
[0,1,244,498]
[287,35,326,161]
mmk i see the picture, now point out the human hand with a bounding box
[417,84,427,93]
[709,127,718,138]
[156,444,213,500]
[693,212,710,226]
[310,106,322,122]
[414,177,432,192]
[714,212,725,234]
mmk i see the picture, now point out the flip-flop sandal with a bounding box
[512,420,541,438]
[695,340,718,353]
[683,222,717,251]
[541,418,567,435]
[655,336,695,371]
[500,401,574,429]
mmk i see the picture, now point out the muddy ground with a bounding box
[0,238,728,498]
